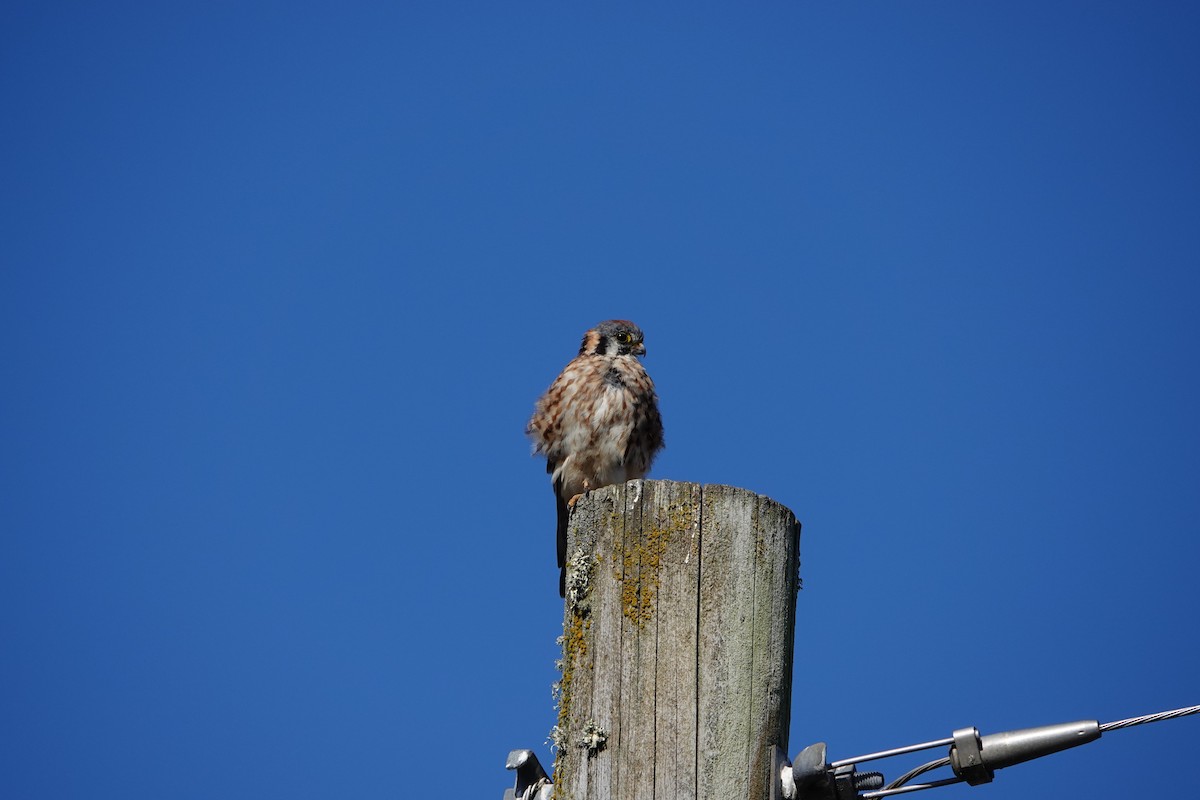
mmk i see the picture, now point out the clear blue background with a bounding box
[3,3,1198,798]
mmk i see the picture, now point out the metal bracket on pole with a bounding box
[503,749,553,800]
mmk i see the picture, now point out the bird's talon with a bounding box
[567,493,584,509]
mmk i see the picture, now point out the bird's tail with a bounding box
[555,480,569,598]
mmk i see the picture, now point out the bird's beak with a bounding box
[634,342,647,356]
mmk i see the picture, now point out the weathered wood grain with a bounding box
[555,480,800,800]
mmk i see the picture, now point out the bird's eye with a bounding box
[616,332,632,344]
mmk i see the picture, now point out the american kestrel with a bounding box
[527,320,665,596]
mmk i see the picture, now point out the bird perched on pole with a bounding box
[527,320,665,596]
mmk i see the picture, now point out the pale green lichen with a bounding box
[546,724,567,752]
[578,720,608,757]
[563,549,597,609]
[553,551,597,796]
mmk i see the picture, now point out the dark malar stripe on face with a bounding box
[578,329,603,355]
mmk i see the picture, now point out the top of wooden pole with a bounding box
[553,479,801,800]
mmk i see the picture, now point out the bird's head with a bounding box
[580,320,647,357]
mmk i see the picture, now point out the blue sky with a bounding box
[3,3,1198,798]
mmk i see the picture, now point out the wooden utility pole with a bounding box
[553,479,801,800]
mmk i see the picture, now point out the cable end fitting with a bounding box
[950,720,1102,784]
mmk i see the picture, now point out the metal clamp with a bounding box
[949,727,992,785]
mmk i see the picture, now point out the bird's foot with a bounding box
[567,493,585,509]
